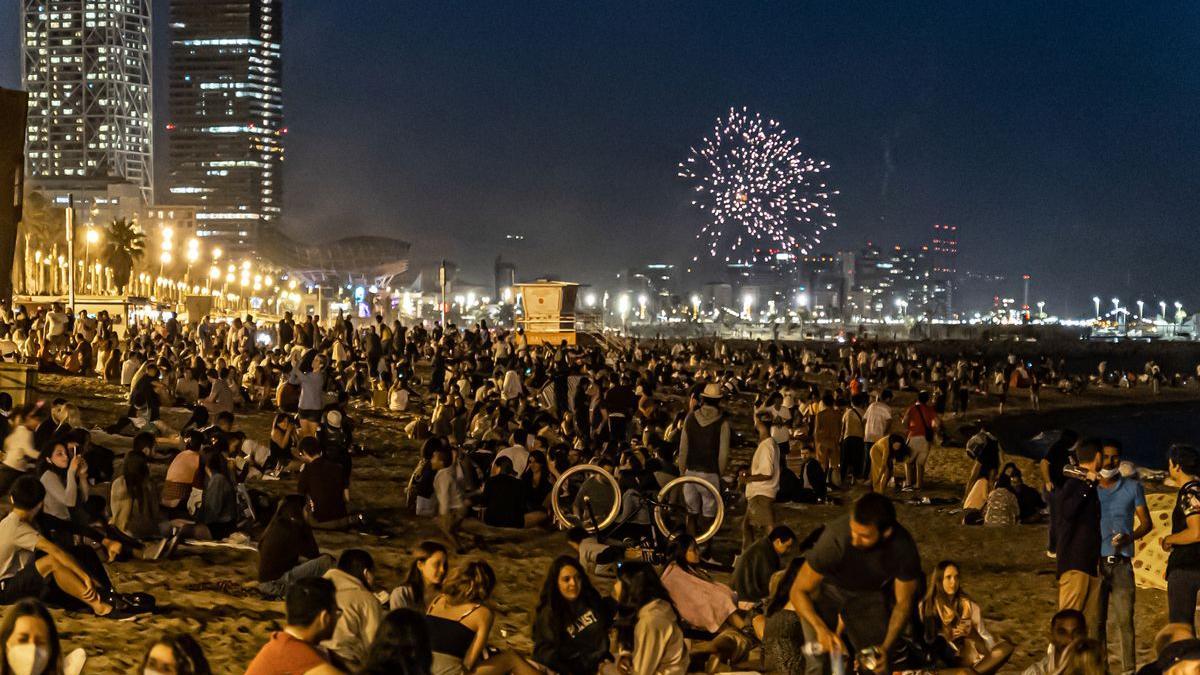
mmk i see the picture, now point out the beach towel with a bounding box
[1133,492,1173,590]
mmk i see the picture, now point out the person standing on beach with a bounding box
[1096,440,1151,675]
[1040,430,1079,558]
[742,412,781,551]
[902,391,938,491]
[812,393,841,489]
[1054,438,1103,640]
[863,390,893,447]
[840,393,867,486]
[678,383,731,538]
[1161,444,1200,631]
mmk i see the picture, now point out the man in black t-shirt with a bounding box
[1054,438,1102,640]
[1040,430,1079,556]
[1163,444,1200,629]
[481,457,529,529]
[789,493,922,674]
[296,437,349,529]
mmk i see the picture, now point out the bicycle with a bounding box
[550,464,726,561]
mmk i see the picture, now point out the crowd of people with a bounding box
[0,299,1193,674]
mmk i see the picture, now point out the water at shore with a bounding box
[995,401,1200,469]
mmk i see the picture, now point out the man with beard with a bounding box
[789,493,923,674]
[246,576,344,673]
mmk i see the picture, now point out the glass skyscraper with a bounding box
[166,0,283,252]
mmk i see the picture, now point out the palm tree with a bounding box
[103,218,145,293]
[18,190,63,252]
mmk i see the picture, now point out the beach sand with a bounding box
[29,373,1200,673]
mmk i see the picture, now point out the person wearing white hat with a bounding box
[678,383,731,536]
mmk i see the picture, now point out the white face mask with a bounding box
[6,644,50,675]
[1099,467,1120,479]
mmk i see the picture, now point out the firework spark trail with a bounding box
[679,107,838,264]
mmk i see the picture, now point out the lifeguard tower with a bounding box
[514,281,579,345]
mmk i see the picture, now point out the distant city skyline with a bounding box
[3,2,1199,312]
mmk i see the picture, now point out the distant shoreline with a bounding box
[985,397,1200,470]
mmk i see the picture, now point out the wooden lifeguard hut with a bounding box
[514,281,579,346]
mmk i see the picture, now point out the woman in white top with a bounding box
[0,404,49,495]
[614,561,688,675]
[919,561,1013,675]
[37,439,123,560]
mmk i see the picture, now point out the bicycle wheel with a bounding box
[654,475,724,543]
[550,464,622,533]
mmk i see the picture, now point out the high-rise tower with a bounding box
[22,0,154,202]
[166,0,283,251]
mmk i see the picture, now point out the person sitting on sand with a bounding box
[296,437,350,531]
[245,577,344,675]
[358,608,433,675]
[479,457,533,529]
[0,598,68,675]
[0,403,49,497]
[1022,609,1086,675]
[195,445,239,541]
[321,549,383,671]
[160,432,204,520]
[0,477,113,616]
[919,561,1014,674]
[424,560,539,675]
[109,450,188,561]
[532,555,613,675]
[613,561,688,675]
[1001,463,1046,523]
[756,558,807,675]
[107,361,166,437]
[35,438,127,561]
[256,495,333,599]
[141,632,211,675]
[732,525,795,605]
[389,541,448,611]
[659,534,751,669]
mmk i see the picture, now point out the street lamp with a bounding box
[83,228,99,291]
[1092,296,1101,318]
[1037,301,1046,318]
[158,251,172,277]
[1111,297,1120,312]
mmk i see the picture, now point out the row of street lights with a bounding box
[1091,296,1184,322]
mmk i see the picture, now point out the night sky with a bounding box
[2,2,1199,313]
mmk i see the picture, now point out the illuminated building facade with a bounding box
[22,0,154,202]
[166,0,283,251]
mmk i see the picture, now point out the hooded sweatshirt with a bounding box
[321,568,382,669]
[678,405,730,474]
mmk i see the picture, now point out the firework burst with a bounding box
[679,107,838,263]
